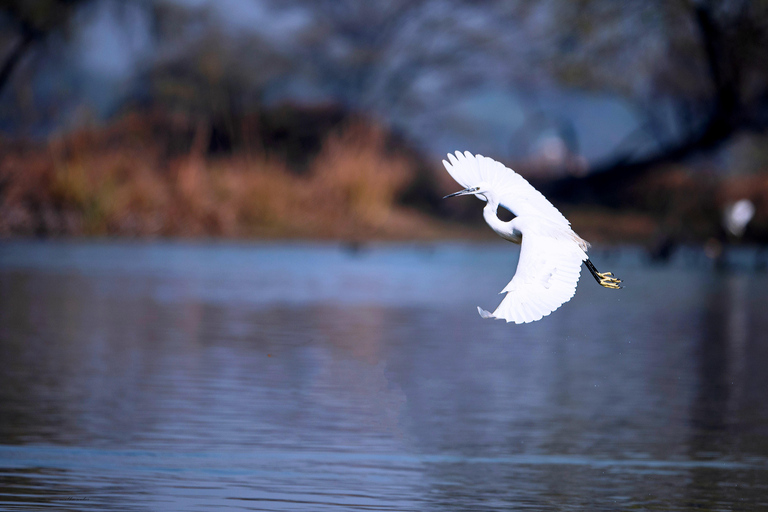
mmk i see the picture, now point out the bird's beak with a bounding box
[443,187,477,199]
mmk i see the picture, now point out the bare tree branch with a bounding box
[540,0,768,205]
[0,24,37,98]
[0,0,95,98]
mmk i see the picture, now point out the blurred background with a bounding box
[2,1,768,511]
[2,0,768,250]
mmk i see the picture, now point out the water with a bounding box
[1,240,767,511]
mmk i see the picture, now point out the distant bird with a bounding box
[723,199,755,238]
[443,151,621,323]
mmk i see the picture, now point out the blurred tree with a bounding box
[534,0,768,201]
[276,0,533,118]
[145,2,290,112]
[283,0,429,112]
[144,10,289,153]
[283,1,768,168]
[5,0,768,184]
[0,0,95,97]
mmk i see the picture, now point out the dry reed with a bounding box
[0,114,451,240]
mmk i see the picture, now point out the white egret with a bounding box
[443,151,622,324]
[723,199,755,237]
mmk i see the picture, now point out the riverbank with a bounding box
[1,109,764,246]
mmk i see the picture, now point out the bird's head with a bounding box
[443,182,490,202]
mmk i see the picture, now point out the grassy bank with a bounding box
[0,112,467,240]
[2,109,767,246]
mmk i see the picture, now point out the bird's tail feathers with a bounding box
[477,306,495,319]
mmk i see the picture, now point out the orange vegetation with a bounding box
[3,110,767,244]
[0,113,459,240]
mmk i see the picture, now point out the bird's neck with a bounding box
[483,201,521,244]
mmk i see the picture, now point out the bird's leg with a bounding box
[585,259,622,289]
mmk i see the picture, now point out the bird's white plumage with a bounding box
[443,150,571,227]
[479,218,588,323]
[723,198,755,237]
[443,151,590,324]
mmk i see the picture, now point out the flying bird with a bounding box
[443,151,621,323]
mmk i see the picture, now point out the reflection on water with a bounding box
[0,241,767,511]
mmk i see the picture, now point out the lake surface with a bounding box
[1,240,767,511]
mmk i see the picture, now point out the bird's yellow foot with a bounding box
[597,272,622,289]
[585,259,623,289]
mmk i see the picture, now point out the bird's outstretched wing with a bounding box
[479,226,588,323]
[443,151,570,226]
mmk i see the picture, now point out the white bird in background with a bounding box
[723,198,755,237]
[443,151,622,324]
